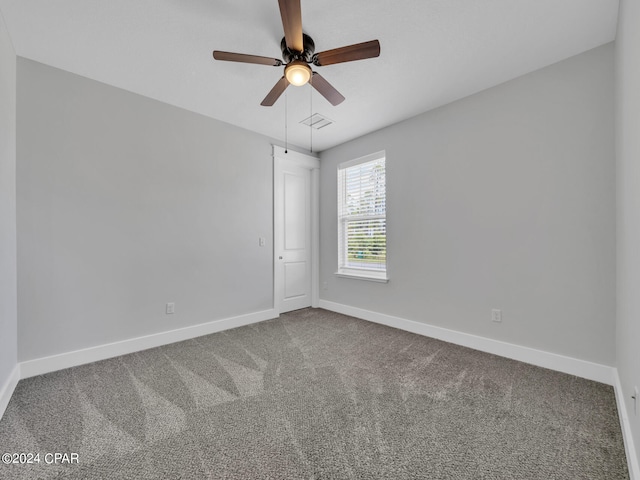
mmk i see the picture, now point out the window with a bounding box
[337,151,387,281]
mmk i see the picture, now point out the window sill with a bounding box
[334,270,389,283]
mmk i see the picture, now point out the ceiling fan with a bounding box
[212,0,380,107]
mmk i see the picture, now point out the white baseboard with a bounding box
[614,369,640,480]
[0,364,20,420]
[318,300,614,385]
[20,308,277,379]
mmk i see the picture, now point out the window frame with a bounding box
[336,151,389,283]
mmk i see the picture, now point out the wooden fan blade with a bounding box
[278,0,303,52]
[261,76,290,106]
[213,51,282,66]
[312,40,380,66]
[310,72,345,106]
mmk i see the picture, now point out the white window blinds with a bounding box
[338,152,386,279]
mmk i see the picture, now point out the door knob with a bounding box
[279,256,283,260]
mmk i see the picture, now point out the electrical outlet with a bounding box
[166,302,175,314]
[259,237,265,247]
[322,281,328,291]
[491,309,502,323]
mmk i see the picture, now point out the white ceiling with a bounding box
[0,0,619,152]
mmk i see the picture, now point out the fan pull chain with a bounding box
[284,90,288,154]
[309,75,313,153]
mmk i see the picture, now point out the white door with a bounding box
[275,155,313,313]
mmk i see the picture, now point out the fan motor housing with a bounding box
[281,33,315,63]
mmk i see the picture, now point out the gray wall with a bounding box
[17,59,275,361]
[615,0,640,462]
[0,13,17,390]
[320,44,615,366]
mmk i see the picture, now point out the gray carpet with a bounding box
[0,308,629,479]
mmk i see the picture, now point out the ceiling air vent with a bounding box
[300,113,333,130]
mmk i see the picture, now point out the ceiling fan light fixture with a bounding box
[285,60,311,86]
[212,0,381,106]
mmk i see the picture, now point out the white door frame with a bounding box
[273,145,320,314]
